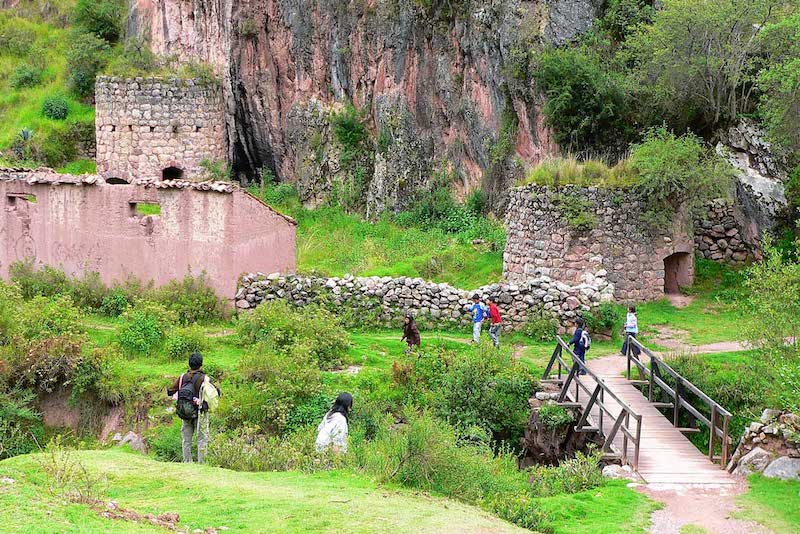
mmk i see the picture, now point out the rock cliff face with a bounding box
[127,0,602,212]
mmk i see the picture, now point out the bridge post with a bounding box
[648,354,655,401]
[673,380,683,427]
[708,404,717,461]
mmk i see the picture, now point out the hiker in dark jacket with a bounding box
[568,318,588,375]
[401,313,421,350]
[166,352,220,464]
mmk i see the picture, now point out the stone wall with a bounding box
[0,169,296,300]
[235,271,615,330]
[95,76,226,183]
[503,185,695,302]
[695,198,758,265]
[728,409,800,481]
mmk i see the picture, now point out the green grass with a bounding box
[0,449,526,533]
[734,475,800,533]
[134,202,161,216]
[56,158,96,174]
[291,207,502,288]
[636,295,743,345]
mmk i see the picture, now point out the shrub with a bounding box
[117,301,175,356]
[41,96,69,120]
[0,283,22,345]
[236,300,349,370]
[538,404,573,429]
[583,303,622,336]
[74,0,124,43]
[0,17,36,55]
[67,31,110,97]
[17,295,85,341]
[519,157,637,188]
[528,449,605,496]
[68,271,109,310]
[0,388,45,459]
[146,420,183,462]
[329,102,369,167]
[10,64,43,89]
[14,333,86,393]
[521,311,558,342]
[250,180,301,213]
[554,192,597,231]
[71,346,127,404]
[152,274,226,325]
[10,261,69,299]
[163,326,208,361]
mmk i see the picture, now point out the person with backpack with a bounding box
[315,392,353,454]
[620,305,641,357]
[469,294,488,344]
[487,296,503,347]
[401,313,421,350]
[166,352,220,464]
[568,318,591,375]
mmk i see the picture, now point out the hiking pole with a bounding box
[196,384,203,462]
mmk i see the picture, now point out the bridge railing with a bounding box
[542,336,642,470]
[624,335,733,467]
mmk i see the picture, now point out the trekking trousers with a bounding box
[472,321,483,343]
[489,324,502,347]
[181,412,209,463]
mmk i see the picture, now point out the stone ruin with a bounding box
[95,76,226,183]
[503,185,696,302]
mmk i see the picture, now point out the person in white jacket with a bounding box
[315,392,353,453]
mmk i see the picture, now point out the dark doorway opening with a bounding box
[162,167,184,181]
[664,252,693,294]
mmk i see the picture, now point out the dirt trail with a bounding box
[650,325,749,354]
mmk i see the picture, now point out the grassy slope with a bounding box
[293,207,502,288]
[0,6,95,169]
[735,475,800,533]
[0,450,525,533]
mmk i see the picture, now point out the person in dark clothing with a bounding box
[401,313,421,350]
[568,318,588,375]
[166,352,220,463]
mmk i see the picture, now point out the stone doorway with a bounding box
[162,166,184,181]
[663,252,693,294]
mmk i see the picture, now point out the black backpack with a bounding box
[176,373,202,421]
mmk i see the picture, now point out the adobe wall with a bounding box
[0,170,296,300]
[503,185,695,302]
[95,76,226,182]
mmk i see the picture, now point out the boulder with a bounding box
[119,431,147,454]
[763,457,800,481]
[602,464,638,481]
[733,447,772,476]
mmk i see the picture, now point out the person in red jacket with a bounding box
[487,296,503,347]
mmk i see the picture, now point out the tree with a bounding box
[67,32,110,98]
[74,0,124,43]
[630,128,734,227]
[625,0,791,132]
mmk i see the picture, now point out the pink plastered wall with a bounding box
[0,177,296,300]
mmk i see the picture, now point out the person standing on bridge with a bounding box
[568,318,589,375]
[620,305,640,357]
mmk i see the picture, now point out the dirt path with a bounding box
[649,325,749,354]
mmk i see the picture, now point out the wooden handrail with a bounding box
[624,335,733,467]
[543,336,642,470]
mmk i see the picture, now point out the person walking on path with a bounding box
[167,352,220,464]
[401,313,421,350]
[469,294,488,344]
[316,392,353,454]
[487,296,503,347]
[568,318,590,375]
[620,305,640,357]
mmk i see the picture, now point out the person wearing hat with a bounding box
[166,352,220,463]
[469,294,488,344]
[401,312,421,350]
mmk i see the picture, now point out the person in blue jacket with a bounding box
[469,294,487,344]
[568,318,589,375]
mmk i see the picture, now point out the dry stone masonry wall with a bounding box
[695,198,759,265]
[503,185,695,302]
[95,77,226,182]
[236,272,616,330]
[728,410,800,481]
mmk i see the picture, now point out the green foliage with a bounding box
[146,419,183,462]
[583,303,623,336]
[537,404,573,430]
[528,450,605,496]
[117,301,175,356]
[151,274,226,325]
[0,283,21,345]
[521,310,558,342]
[74,0,124,43]
[163,326,209,361]
[208,427,337,472]
[10,261,69,299]
[17,295,85,341]
[736,475,800,533]
[99,288,133,317]
[10,64,43,89]
[13,333,86,393]
[532,45,631,156]
[599,0,655,43]
[240,18,258,40]
[0,17,37,55]
[66,31,110,97]
[0,388,44,459]
[330,102,369,168]
[236,300,349,370]
[41,95,69,120]
[520,157,637,188]
[554,192,597,231]
[631,128,733,228]
[198,158,231,181]
[250,181,301,213]
[70,346,127,404]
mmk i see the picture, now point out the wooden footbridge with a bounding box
[542,336,736,485]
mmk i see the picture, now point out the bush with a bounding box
[0,388,45,460]
[554,192,597,231]
[71,346,127,405]
[583,303,622,336]
[74,0,124,43]
[41,96,69,120]
[237,300,349,370]
[68,272,109,310]
[117,301,175,356]
[10,64,43,89]
[521,311,558,342]
[152,274,226,325]
[67,31,110,97]
[0,283,22,345]
[0,17,36,55]
[146,420,183,462]
[528,450,605,496]
[163,326,208,361]
[13,333,86,393]
[17,295,85,341]
[538,404,574,430]
[10,261,69,299]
